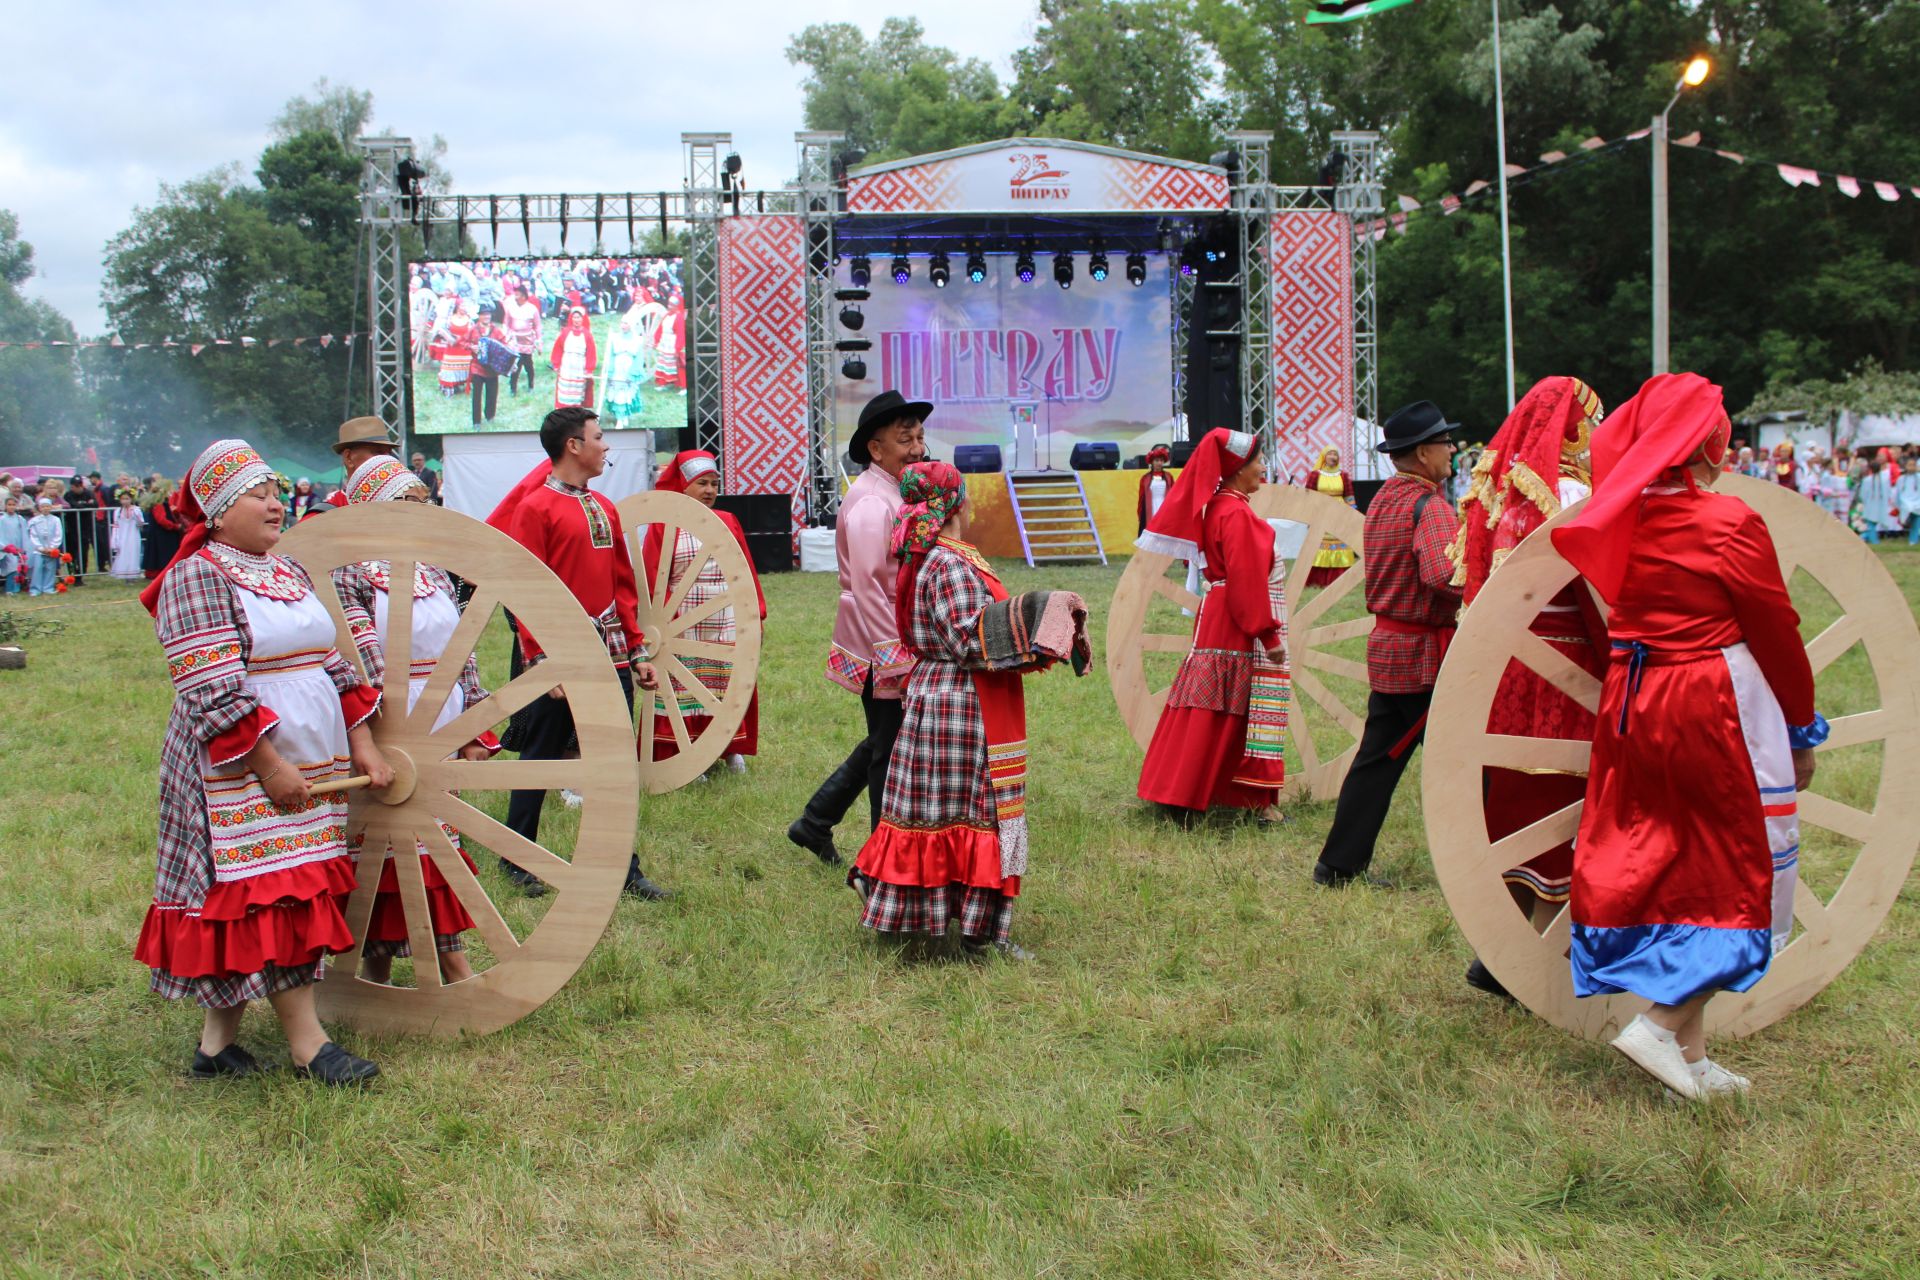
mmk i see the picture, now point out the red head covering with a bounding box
[1452,376,1603,604]
[655,450,718,495]
[891,460,968,647]
[1550,372,1730,604]
[1147,444,1171,465]
[139,438,274,616]
[1135,428,1260,561]
[484,459,553,534]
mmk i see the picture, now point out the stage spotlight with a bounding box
[1126,251,1147,286]
[1053,252,1074,290]
[1016,242,1036,284]
[929,251,951,288]
[849,254,871,287]
[1088,241,1109,282]
[842,355,867,379]
[891,237,911,285]
[839,305,864,330]
[1178,243,1201,277]
[966,244,987,283]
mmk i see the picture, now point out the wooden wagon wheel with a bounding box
[1108,483,1373,801]
[279,503,640,1037]
[615,490,765,792]
[1423,474,1920,1041]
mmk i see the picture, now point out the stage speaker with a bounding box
[1070,441,1119,471]
[1169,439,1199,468]
[714,493,794,573]
[954,444,1002,473]
[1353,479,1387,514]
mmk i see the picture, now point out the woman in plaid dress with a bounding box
[134,439,391,1086]
[849,464,1017,954]
[332,457,499,984]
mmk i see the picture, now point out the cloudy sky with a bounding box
[4,0,1041,336]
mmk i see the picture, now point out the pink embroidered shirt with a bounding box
[827,465,913,699]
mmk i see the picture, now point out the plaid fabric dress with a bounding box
[135,550,378,1008]
[852,542,1018,943]
[334,561,489,959]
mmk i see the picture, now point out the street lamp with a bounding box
[1652,55,1712,375]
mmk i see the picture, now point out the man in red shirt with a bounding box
[1313,401,1463,886]
[491,406,668,900]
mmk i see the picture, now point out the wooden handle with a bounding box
[309,774,373,797]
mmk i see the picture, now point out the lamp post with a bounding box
[1491,0,1516,411]
[1652,55,1711,376]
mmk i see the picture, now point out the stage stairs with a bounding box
[1008,470,1107,567]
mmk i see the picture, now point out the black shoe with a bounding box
[1312,861,1394,888]
[293,1041,380,1086]
[189,1042,271,1079]
[1465,957,1516,1002]
[787,819,842,866]
[623,870,672,900]
[501,862,548,897]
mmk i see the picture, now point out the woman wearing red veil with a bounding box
[640,450,765,771]
[1448,376,1608,999]
[654,294,687,394]
[1552,372,1826,1100]
[1135,428,1289,825]
[550,305,597,409]
[1136,444,1173,533]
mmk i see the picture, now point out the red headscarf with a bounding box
[891,460,968,648]
[1452,376,1603,605]
[1134,428,1260,561]
[1550,372,1730,604]
[655,450,718,495]
[484,459,553,535]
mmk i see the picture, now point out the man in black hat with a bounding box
[1312,401,1464,887]
[788,389,930,865]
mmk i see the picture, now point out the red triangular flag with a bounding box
[1836,175,1860,198]
[1874,181,1900,202]
[190,344,205,356]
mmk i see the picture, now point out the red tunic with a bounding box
[502,477,642,665]
[1137,489,1286,812]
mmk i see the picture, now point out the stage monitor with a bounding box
[407,256,685,435]
[1070,441,1119,471]
[831,253,1174,468]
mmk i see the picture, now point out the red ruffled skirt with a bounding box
[1138,706,1279,812]
[365,842,478,950]
[135,855,357,982]
[852,820,1020,943]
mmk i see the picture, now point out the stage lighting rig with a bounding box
[839,305,865,330]
[395,158,427,222]
[891,237,911,284]
[929,251,951,288]
[837,337,872,380]
[966,243,987,283]
[849,254,872,287]
[1054,252,1074,290]
[1016,241,1037,284]
[842,355,868,379]
[1088,240,1109,283]
[1126,252,1147,286]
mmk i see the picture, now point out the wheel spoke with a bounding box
[669,638,739,661]
[1792,878,1832,943]
[384,560,415,701]
[1797,791,1874,843]
[434,759,609,791]
[1292,664,1364,738]
[434,793,576,886]
[648,525,679,612]
[660,544,713,622]
[1480,734,1591,776]
[1140,632,1191,654]
[429,664,563,751]
[1478,800,1582,881]
[1302,615,1371,648]
[1803,615,1863,677]
[658,674,694,752]
[1510,631,1602,713]
[635,681,659,761]
[1291,560,1363,629]
[1148,573,1201,614]
[661,653,721,713]
[1298,650,1369,686]
[664,592,731,637]
[339,823,385,968]
[1818,708,1888,752]
[418,818,520,964]
[409,587,497,735]
[1539,901,1572,956]
[387,825,443,989]
[1288,687,1323,774]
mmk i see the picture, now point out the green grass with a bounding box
[2,546,1918,1279]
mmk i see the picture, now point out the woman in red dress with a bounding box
[1136,444,1173,533]
[1135,428,1289,825]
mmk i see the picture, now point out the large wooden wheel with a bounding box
[280,503,641,1037]
[1108,483,1373,801]
[1424,474,1920,1040]
[615,490,764,792]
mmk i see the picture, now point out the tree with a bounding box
[0,211,88,462]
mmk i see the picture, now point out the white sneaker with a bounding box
[1699,1060,1751,1095]
[724,753,747,774]
[1611,1015,1700,1099]
[560,788,583,809]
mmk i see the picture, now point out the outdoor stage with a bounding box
[963,469,1170,560]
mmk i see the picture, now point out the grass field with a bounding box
[2,540,1917,1279]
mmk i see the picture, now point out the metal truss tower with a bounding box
[1225,130,1276,463]
[1332,130,1383,465]
[795,131,845,521]
[682,133,730,459]
[357,137,415,456]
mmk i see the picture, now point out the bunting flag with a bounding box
[1306,0,1421,22]
[0,331,366,352]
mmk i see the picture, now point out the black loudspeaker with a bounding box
[1353,479,1387,514]
[954,444,1003,473]
[713,494,794,573]
[1070,441,1119,471]
[1169,439,1199,467]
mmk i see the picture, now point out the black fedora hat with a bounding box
[1375,400,1458,453]
[850,389,933,464]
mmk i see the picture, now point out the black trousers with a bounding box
[797,675,905,837]
[510,352,536,393]
[504,664,633,849]
[470,373,499,424]
[1316,689,1433,876]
